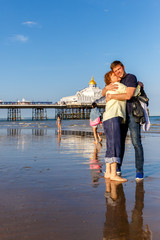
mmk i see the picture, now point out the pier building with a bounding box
[56,76,105,119]
[59,76,104,104]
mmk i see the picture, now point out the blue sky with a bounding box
[0,0,159,115]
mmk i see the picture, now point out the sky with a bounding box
[0,0,160,115]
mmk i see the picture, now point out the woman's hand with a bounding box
[107,83,118,91]
[106,93,112,102]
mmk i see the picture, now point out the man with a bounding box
[102,60,144,180]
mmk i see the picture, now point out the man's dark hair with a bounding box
[92,102,97,108]
[110,60,124,70]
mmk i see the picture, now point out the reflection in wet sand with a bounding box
[130,181,152,240]
[103,180,129,239]
[89,143,102,187]
[7,128,48,136]
[61,129,95,136]
[57,131,61,146]
[32,129,47,136]
[7,128,21,136]
[103,180,152,240]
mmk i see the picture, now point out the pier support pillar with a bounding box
[7,108,21,121]
[55,106,105,120]
[32,108,47,120]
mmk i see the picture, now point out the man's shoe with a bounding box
[135,172,144,181]
[116,171,121,176]
[117,165,121,176]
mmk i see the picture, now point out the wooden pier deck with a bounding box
[0,103,105,109]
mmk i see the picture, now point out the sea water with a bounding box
[0,116,159,133]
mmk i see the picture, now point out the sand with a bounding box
[0,127,159,240]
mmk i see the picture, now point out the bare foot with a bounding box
[104,172,111,179]
[110,175,128,182]
[99,138,102,143]
[94,141,98,144]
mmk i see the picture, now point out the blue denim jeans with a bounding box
[103,117,121,164]
[118,114,144,173]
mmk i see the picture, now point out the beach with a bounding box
[0,119,159,239]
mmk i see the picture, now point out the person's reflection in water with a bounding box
[57,131,61,146]
[89,143,102,188]
[103,180,152,240]
[129,181,152,240]
[103,179,129,240]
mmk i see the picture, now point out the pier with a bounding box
[0,77,106,121]
[0,102,105,121]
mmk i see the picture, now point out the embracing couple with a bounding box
[102,60,146,182]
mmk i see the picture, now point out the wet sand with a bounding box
[0,128,159,239]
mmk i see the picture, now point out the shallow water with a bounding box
[0,120,159,239]
[0,115,159,133]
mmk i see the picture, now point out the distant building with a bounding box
[59,76,105,104]
[17,98,31,105]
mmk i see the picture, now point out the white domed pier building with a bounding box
[59,76,105,105]
[56,77,105,119]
